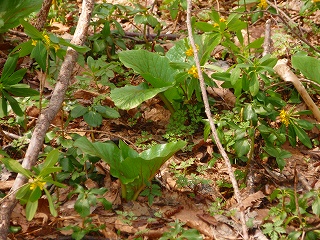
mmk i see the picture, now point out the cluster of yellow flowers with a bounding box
[213,17,226,27]
[279,109,290,127]
[30,180,46,190]
[258,0,268,9]
[185,44,199,57]
[188,65,198,78]
[31,34,60,52]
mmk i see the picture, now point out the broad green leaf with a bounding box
[0,1,42,33]
[292,54,320,84]
[83,111,103,127]
[26,200,38,221]
[75,198,90,218]
[0,158,32,178]
[246,37,264,49]
[276,157,286,171]
[94,106,120,118]
[243,104,257,121]
[41,149,60,170]
[28,186,42,202]
[16,184,32,200]
[312,196,320,216]
[230,67,241,85]
[3,91,23,115]
[195,22,216,32]
[119,50,176,85]
[110,83,169,110]
[19,19,43,39]
[234,139,250,157]
[44,188,57,217]
[2,69,27,86]
[293,123,312,148]
[31,41,47,71]
[249,72,259,96]
[5,84,39,97]
[44,179,66,188]
[71,105,88,118]
[295,119,314,130]
[0,54,19,81]
[38,167,62,178]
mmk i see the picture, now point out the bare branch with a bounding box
[0,1,95,238]
[185,0,249,239]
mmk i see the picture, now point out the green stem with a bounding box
[158,92,175,114]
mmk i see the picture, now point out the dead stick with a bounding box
[186,0,249,239]
[274,60,320,123]
[0,1,94,239]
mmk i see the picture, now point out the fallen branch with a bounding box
[0,0,94,239]
[274,59,320,123]
[186,0,249,239]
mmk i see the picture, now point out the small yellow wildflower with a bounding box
[258,0,268,9]
[185,44,199,57]
[213,23,219,27]
[312,0,320,2]
[30,180,46,190]
[31,39,38,46]
[53,44,60,52]
[219,17,226,23]
[43,34,51,46]
[279,109,290,127]
[188,65,198,78]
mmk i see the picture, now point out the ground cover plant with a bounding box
[0,0,320,239]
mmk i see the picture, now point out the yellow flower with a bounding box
[43,34,51,46]
[185,44,199,57]
[30,180,46,190]
[219,17,226,22]
[188,65,198,78]
[279,109,290,127]
[213,23,219,27]
[258,0,268,9]
[31,39,38,46]
[53,44,60,51]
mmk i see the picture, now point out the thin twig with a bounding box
[186,1,249,239]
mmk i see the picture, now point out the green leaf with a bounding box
[234,139,250,157]
[110,83,170,110]
[75,137,186,200]
[44,188,57,217]
[312,196,320,216]
[94,105,120,118]
[0,1,42,33]
[2,69,27,86]
[0,54,19,81]
[2,91,23,115]
[19,19,43,39]
[0,158,32,178]
[195,22,216,32]
[293,123,312,148]
[28,186,42,202]
[41,149,60,169]
[26,200,38,221]
[71,105,88,118]
[16,184,32,200]
[5,84,39,97]
[292,54,320,84]
[31,41,47,71]
[249,72,259,96]
[119,50,176,86]
[83,111,103,127]
[75,198,90,218]
[38,167,62,178]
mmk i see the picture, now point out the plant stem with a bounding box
[158,92,175,114]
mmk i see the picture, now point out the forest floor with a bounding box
[1,0,320,239]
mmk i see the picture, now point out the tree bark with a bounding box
[34,0,53,30]
[0,1,94,239]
